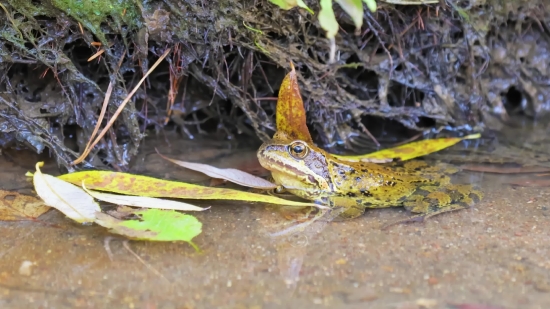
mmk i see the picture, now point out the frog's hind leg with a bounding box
[382,184,482,229]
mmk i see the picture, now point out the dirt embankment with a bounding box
[0,0,548,170]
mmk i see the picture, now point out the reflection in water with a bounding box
[264,208,345,289]
[2,130,550,308]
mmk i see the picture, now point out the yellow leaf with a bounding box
[33,162,100,223]
[276,62,313,142]
[334,134,481,162]
[58,171,325,209]
[157,151,277,189]
[0,189,50,221]
[81,183,206,212]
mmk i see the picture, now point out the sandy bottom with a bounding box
[0,136,548,309]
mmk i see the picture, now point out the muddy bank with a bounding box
[0,0,548,170]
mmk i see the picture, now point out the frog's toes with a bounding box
[338,205,366,219]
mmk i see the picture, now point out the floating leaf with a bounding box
[33,162,100,223]
[0,189,50,221]
[157,151,277,189]
[81,183,206,211]
[276,62,313,142]
[334,134,481,162]
[335,0,363,31]
[95,209,202,249]
[58,171,324,209]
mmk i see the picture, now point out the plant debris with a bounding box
[0,189,50,221]
[1,0,548,170]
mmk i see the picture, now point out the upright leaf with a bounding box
[335,0,364,31]
[276,62,313,142]
[363,0,377,12]
[319,0,339,40]
[268,0,314,14]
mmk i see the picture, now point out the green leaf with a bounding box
[95,209,202,249]
[268,0,314,14]
[296,0,314,14]
[268,0,294,10]
[363,0,377,13]
[335,0,364,31]
[319,0,339,39]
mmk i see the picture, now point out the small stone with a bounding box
[18,261,34,276]
[428,277,439,285]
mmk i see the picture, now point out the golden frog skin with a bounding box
[257,132,482,220]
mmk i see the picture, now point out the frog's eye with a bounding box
[288,141,308,159]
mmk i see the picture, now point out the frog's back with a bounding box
[326,157,448,206]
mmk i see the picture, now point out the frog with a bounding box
[257,131,482,222]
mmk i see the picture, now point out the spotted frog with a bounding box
[257,131,482,221]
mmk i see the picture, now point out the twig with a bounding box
[122,240,170,283]
[72,48,171,165]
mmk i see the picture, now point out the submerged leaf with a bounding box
[33,162,100,223]
[157,152,277,189]
[0,189,50,221]
[82,183,206,211]
[95,209,202,248]
[334,134,481,162]
[59,171,323,208]
[276,62,313,142]
[460,164,550,174]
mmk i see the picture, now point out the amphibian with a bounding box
[257,131,482,221]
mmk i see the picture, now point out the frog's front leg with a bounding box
[388,183,482,227]
[327,196,366,219]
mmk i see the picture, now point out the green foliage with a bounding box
[268,0,314,14]
[319,0,339,39]
[95,209,203,250]
[51,0,139,44]
[267,0,378,61]
[335,0,365,31]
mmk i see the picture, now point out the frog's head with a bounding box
[257,132,331,193]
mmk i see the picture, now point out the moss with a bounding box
[51,0,140,43]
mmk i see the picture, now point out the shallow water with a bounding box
[1,129,550,309]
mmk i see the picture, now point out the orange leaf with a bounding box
[0,189,50,221]
[276,62,313,142]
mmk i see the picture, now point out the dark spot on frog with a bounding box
[355,176,361,182]
[414,188,432,197]
[346,192,356,197]
[360,189,373,197]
